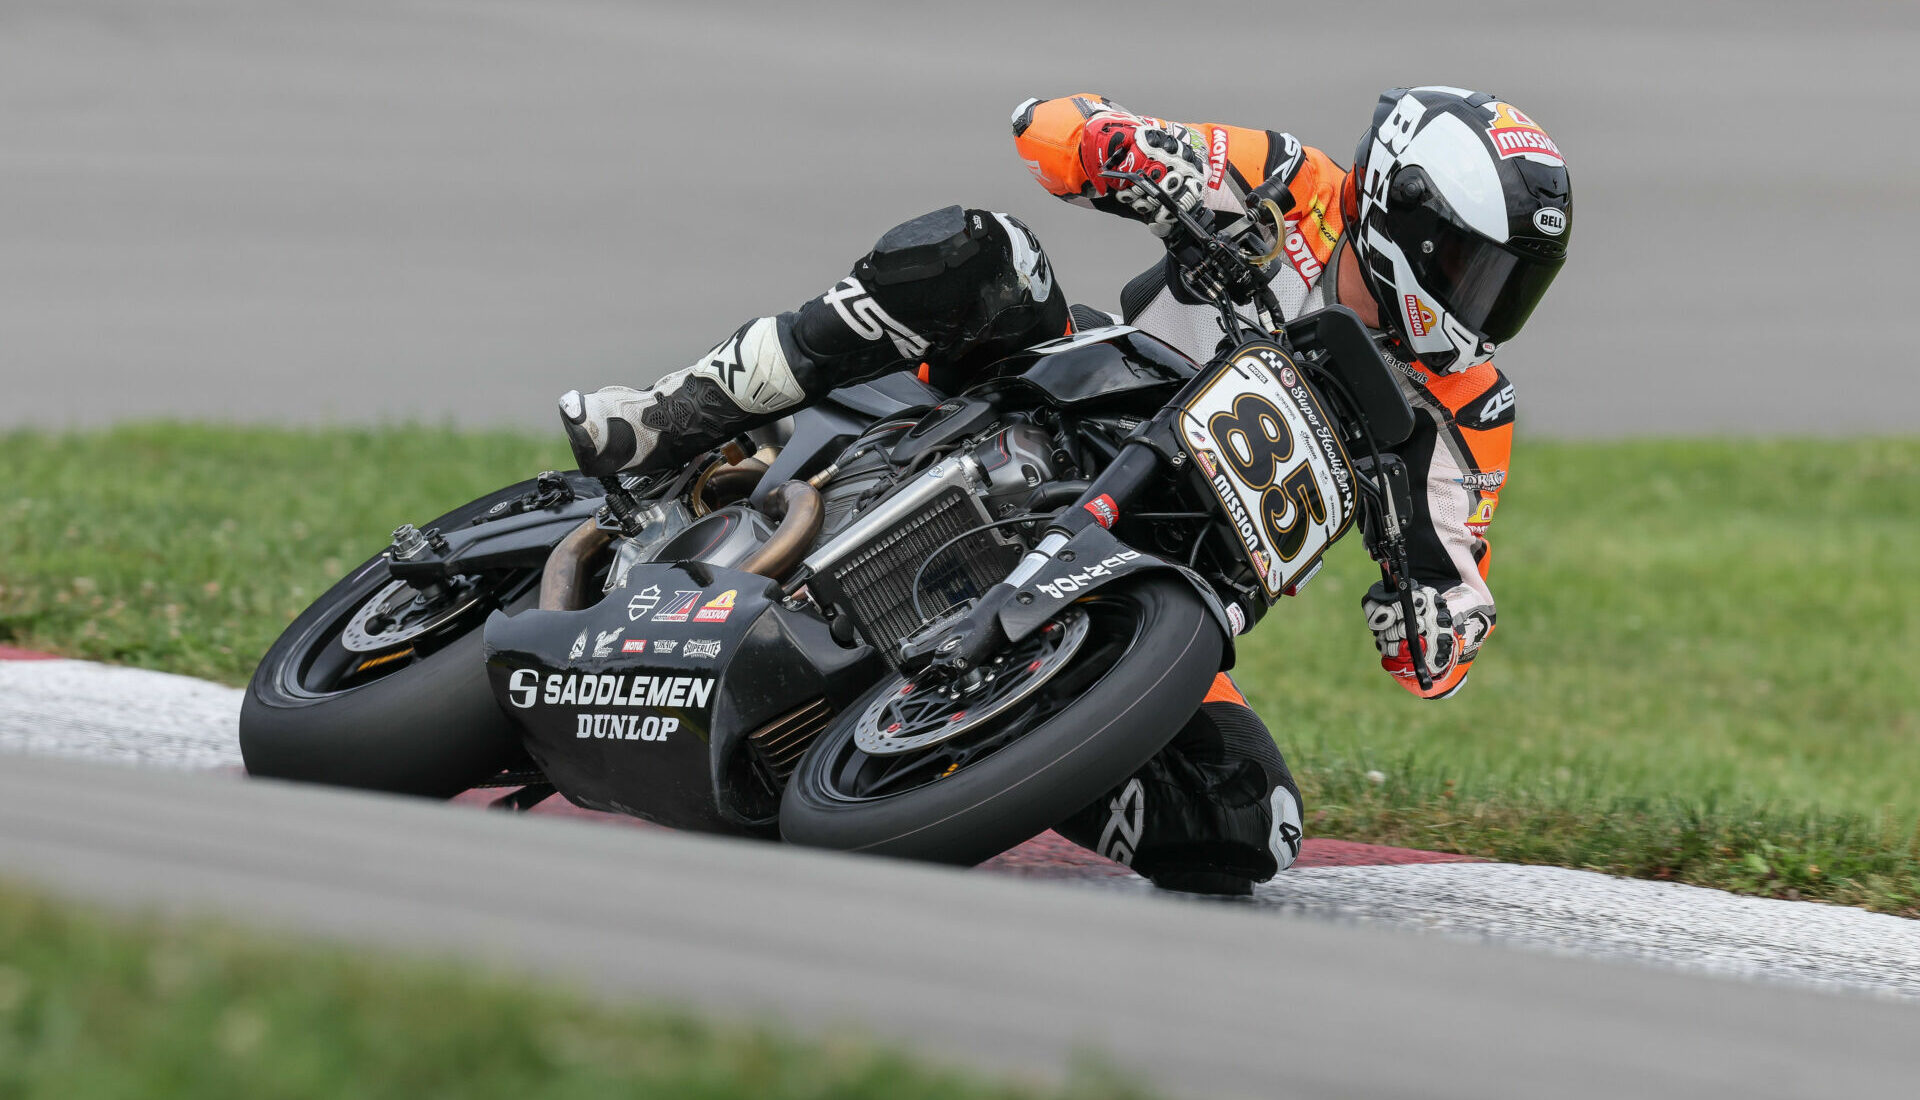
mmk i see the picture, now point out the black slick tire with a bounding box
[779,575,1222,865]
[240,479,562,797]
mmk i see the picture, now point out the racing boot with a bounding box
[1054,680,1305,897]
[560,316,807,478]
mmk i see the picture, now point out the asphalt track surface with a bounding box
[6,752,1920,1100]
[8,651,1920,1098]
[4,0,1916,435]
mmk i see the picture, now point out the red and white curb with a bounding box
[5,648,1919,999]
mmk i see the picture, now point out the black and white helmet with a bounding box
[1344,87,1571,372]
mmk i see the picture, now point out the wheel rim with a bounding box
[816,593,1152,803]
[853,608,1089,755]
[274,559,535,701]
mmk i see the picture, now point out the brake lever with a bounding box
[1367,455,1433,693]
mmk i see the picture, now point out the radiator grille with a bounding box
[821,487,1018,665]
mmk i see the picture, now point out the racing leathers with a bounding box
[1012,93,1509,700]
[560,94,1512,892]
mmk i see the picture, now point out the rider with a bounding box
[559,87,1571,894]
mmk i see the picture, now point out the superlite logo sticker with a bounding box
[1405,295,1436,338]
[1485,102,1562,164]
[505,669,714,710]
[577,713,678,743]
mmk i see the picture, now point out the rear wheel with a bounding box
[240,478,592,797]
[779,575,1222,865]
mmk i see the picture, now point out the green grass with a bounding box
[0,880,1142,1100]
[2,426,1918,914]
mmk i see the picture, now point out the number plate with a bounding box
[1178,341,1358,598]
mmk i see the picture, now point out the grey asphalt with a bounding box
[2,753,1916,1100]
[3,0,1914,436]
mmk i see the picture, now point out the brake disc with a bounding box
[852,607,1090,756]
[339,578,479,653]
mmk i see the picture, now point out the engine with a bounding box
[804,415,1061,667]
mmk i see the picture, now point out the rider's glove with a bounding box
[1362,582,1493,698]
[1078,113,1208,237]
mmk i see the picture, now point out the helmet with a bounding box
[1342,87,1571,372]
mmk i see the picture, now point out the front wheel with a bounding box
[240,477,592,797]
[779,575,1223,866]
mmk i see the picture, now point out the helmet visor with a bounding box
[1388,197,1565,346]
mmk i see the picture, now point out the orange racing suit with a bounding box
[1015,94,1512,699]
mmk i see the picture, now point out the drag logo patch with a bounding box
[1404,295,1437,338]
[1484,102,1562,164]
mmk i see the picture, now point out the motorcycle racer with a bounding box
[560,87,1570,893]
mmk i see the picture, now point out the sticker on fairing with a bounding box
[1177,343,1357,598]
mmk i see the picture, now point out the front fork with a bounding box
[898,430,1173,678]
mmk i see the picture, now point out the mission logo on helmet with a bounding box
[1404,295,1437,338]
[1484,102,1562,164]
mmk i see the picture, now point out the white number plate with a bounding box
[1178,342,1357,598]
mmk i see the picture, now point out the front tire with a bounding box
[779,575,1223,865]
[240,478,581,797]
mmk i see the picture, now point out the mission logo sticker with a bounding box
[650,590,702,623]
[693,589,736,623]
[1484,102,1562,164]
[1404,295,1437,338]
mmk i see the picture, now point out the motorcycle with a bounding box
[240,174,1426,866]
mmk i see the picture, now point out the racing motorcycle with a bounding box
[240,174,1428,866]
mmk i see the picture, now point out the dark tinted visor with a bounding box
[1386,190,1564,345]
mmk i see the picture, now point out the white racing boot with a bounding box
[560,316,807,478]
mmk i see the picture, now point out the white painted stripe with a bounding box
[0,659,243,770]
[1071,863,1920,1001]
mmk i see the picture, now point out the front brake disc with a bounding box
[852,607,1090,756]
[340,578,480,653]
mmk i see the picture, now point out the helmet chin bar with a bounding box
[1356,223,1485,374]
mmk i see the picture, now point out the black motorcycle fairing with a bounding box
[748,373,944,510]
[483,563,879,834]
[982,326,1195,408]
[825,371,946,419]
[996,524,1238,668]
[385,491,605,584]
[750,404,872,510]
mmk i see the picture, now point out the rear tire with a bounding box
[240,478,581,797]
[779,575,1222,865]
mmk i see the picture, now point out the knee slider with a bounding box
[860,205,985,286]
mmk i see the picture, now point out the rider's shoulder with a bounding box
[1426,362,1516,432]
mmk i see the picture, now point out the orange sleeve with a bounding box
[1011,93,1120,199]
[1010,98,1353,270]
